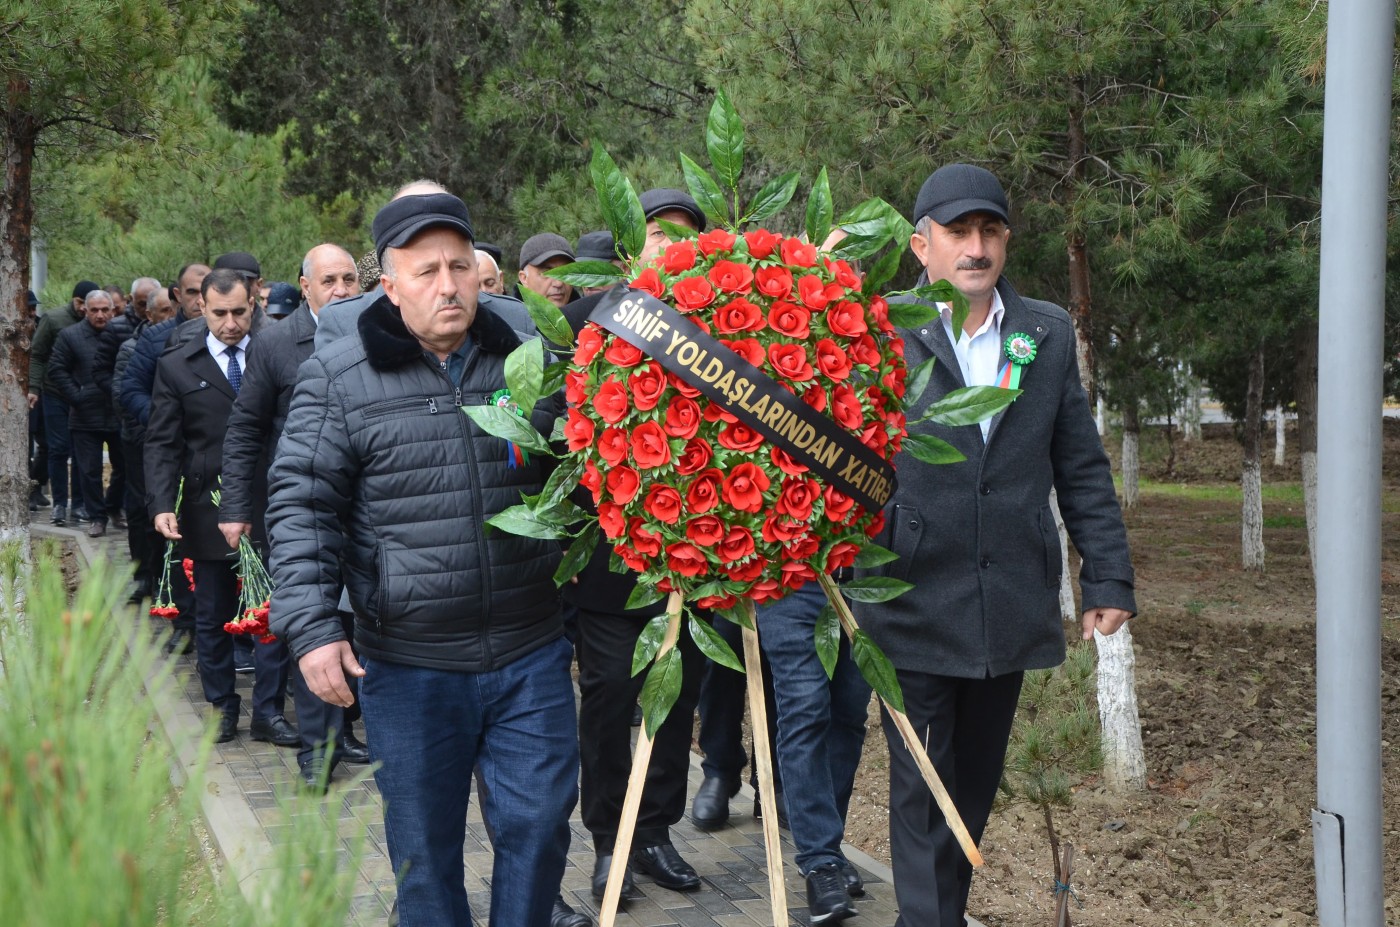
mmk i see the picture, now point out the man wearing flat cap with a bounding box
[574,231,625,297]
[517,232,576,308]
[266,191,578,927]
[858,164,1136,927]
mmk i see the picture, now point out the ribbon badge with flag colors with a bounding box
[997,332,1037,390]
[491,388,530,469]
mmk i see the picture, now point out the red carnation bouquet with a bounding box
[211,488,276,643]
[149,478,183,620]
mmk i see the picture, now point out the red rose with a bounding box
[564,408,595,451]
[754,265,794,300]
[604,338,644,368]
[861,420,889,454]
[890,334,905,356]
[691,316,713,335]
[592,377,630,424]
[666,543,708,577]
[643,484,684,524]
[663,395,702,439]
[779,560,817,589]
[777,477,819,520]
[815,338,852,380]
[722,463,771,513]
[780,237,818,268]
[827,300,869,338]
[630,421,672,469]
[628,364,667,411]
[726,557,766,582]
[827,258,861,289]
[718,421,765,452]
[687,515,726,547]
[668,371,702,398]
[832,384,864,431]
[632,267,665,298]
[565,369,589,406]
[696,593,738,610]
[865,510,886,537]
[826,541,860,572]
[698,228,738,256]
[770,446,809,475]
[606,465,641,504]
[675,437,713,475]
[802,384,828,412]
[708,259,754,294]
[630,518,664,556]
[714,297,765,334]
[717,525,756,563]
[616,543,650,572]
[767,301,811,339]
[762,513,806,543]
[703,403,735,424]
[797,274,833,311]
[750,579,785,603]
[574,325,604,365]
[671,275,715,311]
[850,333,882,367]
[883,365,906,399]
[598,502,626,539]
[867,293,888,323]
[721,337,765,367]
[768,342,814,382]
[660,240,697,274]
[686,468,723,513]
[744,228,781,259]
[597,427,629,466]
[824,485,855,523]
[580,460,602,499]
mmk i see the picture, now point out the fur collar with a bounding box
[359,293,524,371]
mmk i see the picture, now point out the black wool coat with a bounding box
[48,321,120,433]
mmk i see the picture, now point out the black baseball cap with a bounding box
[373,193,475,263]
[913,164,1010,226]
[26,289,37,308]
[476,241,504,265]
[639,188,707,232]
[214,251,262,278]
[576,230,622,262]
[265,282,300,318]
[72,280,100,301]
[519,233,574,268]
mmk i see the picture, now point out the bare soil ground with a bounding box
[835,421,1400,927]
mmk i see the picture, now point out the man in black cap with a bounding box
[859,163,1136,927]
[267,190,579,927]
[215,251,264,304]
[516,232,575,308]
[263,283,300,321]
[574,231,625,298]
[30,280,98,525]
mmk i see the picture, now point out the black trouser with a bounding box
[576,606,704,851]
[883,670,1024,927]
[696,613,781,793]
[29,401,47,486]
[294,610,360,768]
[120,436,155,584]
[70,429,125,523]
[191,559,290,720]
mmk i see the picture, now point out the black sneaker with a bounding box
[806,863,857,925]
[72,507,91,524]
[51,504,66,527]
[28,487,49,511]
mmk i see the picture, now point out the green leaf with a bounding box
[830,232,889,263]
[486,504,573,540]
[885,300,941,328]
[706,90,745,191]
[539,455,583,510]
[546,260,627,288]
[805,166,833,247]
[851,629,904,713]
[741,171,800,225]
[504,338,544,419]
[553,520,599,586]
[590,141,647,260]
[904,432,966,465]
[541,359,569,399]
[531,498,586,527]
[640,645,685,738]
[461,404,555,457]
[852,543,900,568]
[548,415,566,445]
[837,197,909,237]
[688,614,743,673]
[920,385,1021,427]
[715,602,753,630]
[814,604,840,680]
[631,615,669,676]
[837,576,916,603]
[897,279,969,338]
[625,581,667,612]
[655,217,700,241]
[903,433,967,465]
[861,245,903,297]
[519,286,576,350]
[904,357,936,407]
[680,152,730,229]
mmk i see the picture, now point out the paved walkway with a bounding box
[39,518,907,927]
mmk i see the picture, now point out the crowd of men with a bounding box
[25,165,1135,927]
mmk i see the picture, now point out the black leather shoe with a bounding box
[250,715,300,747]
[838,858,865,897]
[336,733,371,764]
[631,843,701,892]
[216,708,239,744]
[163,628,193,655]
[590,854,642,903]
[754,791,790,830]
[299,760,332,794]
[50,505,65,527]
[806,862,857,924]
[127,577,152,604]
[551,894,591,927]
[692,776,738,831]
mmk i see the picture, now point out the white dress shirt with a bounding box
[939,289,1006,439]
[205,331,251,381]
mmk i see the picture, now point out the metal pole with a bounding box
[1314,0,1394,924]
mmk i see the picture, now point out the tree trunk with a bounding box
[1181,366,1202,442]
[1242,344,1266,571]
[1066,81,1095,401]
[1121,403,1140,510]
[1273,403,1285,467]
[1294,317,1319,576]
[1,89,38,547]
[1096,394,1106,437]
[1095,623,1147,791]
[1051,489,1076,623]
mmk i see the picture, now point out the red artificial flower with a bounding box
[696,593,738,610]
[592,377,630,424]
[606,465,641,504]
[663,395,702,439]
[643,484,684,524]
[770,446,809,475]
[722,463,770,513]
[666,543,709,577]
[630,421,672,469]
[744,228,781,259]
[827,300,869,338]
[675,437,714,475]
[762,513,806,543]
[660,240,698,274]
[767,301,811,339]
[802,384,828,412]
[630,518,664,556]
[797,274,833,311]
[687,515,726,547]
[667,370,702,398]
[861,421,890,454]
[718,421,765,452]
[575,325,605,365]
[698,228,738,255]
[750,579,785,603]
[604,338,645,368]
[768,343,814,382]
[714,297,765,334]
[616,543,650,572]
[831,384,863,431]
[726,557,766,582]
[721,338,765,367]
[672,276,716,311]
[827,258,861,289]
[784,534,821,561]
[823,485,855,523]
[708,260,754,295]
[780,237,818,268]
[628,364,667,411]
[850,333,882,367]
[598,502,626,539]
[632,267,665,298]
[686,468,724,513]
[779,560,817,589]
[777,477,819,521]
[754,265,794,301]
[865,510,886,537]
[717,525,756,564]
[826,541,861,572]
[565,369,589,406]
[580,460,603,499]
[564,408,595,451]
[815,339,852,381]
[597,427,629,466]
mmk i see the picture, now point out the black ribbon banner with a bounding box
[590,287,897,511]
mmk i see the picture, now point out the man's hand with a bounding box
[219,521,251,550]
[154,512,181,540]
[27,392,38,411]
[299,641,365,707]
[1081,607,1133,640]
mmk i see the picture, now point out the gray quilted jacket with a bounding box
[266,294,565,671]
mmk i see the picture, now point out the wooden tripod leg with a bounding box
[739,600,789,926]
[816,574,984,868]
[599,592,684,927]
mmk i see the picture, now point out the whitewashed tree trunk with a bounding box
[1242,346,1266,570]
[1095,623,1147,791]
[1121,404,1140,510]
[1294,318,1318,578]
[1181,369,1202,442]
[1273,404,1285,467]
[1302,451,1318,575]
[1096,394,1106,437]
[1051,489,1076,623]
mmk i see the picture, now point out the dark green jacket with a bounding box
[29,303,85,394]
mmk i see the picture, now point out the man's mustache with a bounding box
[956,258,994,271]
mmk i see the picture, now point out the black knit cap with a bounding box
[72,280,100,301]
[912,164,1010,226]
[576,230,623,262]
[373,193,475,263]
[639,188,707,232]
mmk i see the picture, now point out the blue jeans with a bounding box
[361,637,579,927]
[756,582,871,873]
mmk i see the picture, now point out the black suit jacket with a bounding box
[144,333,263,561]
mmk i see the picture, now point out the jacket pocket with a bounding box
[361,396,435,420]
[886,503,923,583]
[1038,504,1061,589]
